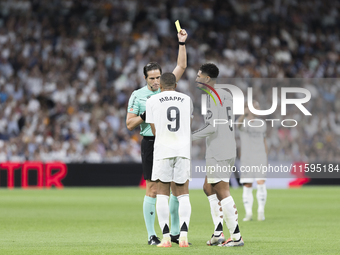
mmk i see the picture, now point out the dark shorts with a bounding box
[141,136,155,180]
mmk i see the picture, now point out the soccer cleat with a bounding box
[170,234,180,244]
[243,214,253,221]
[171,234,192,245]
[148,235,161,245]
[206,232,225,246]
[258,212,265,221]
[179,236,189,247]
[218,237,244,247]
[157,237,172,247]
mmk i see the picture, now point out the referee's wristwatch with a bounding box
[140,111,146,121]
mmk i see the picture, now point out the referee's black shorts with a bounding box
[141,136,155,180]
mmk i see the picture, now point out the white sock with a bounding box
[156,194,170,238]
[221,196,241,241]
[207,194,223,236]
[257,184,267,213]
[177,194,191,238]
[242,186,253,216]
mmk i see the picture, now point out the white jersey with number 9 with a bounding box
[146,91,193,160]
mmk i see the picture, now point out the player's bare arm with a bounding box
[172,29,188,82]
[126,112,144,131]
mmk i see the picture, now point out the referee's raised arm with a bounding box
[172,29,188,82]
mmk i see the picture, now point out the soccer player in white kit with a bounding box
[192,63,244,247]
[146,73,193,248]
[126,29,188,245]
[237,102,268,221]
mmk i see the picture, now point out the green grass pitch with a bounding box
[0,186,339,254]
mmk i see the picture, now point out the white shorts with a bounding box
[206,157,235,184]
[239,160,267,184]
[152,157,191,184]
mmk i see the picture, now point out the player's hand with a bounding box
[178,29,188,43]
[140,111,146,121]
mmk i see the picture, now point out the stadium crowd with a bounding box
[0,0,339,163]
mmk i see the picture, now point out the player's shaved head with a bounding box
[199,63,219,79]
[144,62,162,78]
[160,73,176,89]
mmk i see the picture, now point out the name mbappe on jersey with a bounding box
[159,96,185,103]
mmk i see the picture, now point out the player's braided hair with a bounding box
[199,63,219,78]
[143,62,162,78]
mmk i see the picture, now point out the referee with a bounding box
[126,29,188,245]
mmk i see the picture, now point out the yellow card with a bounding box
[175,20,181,32]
